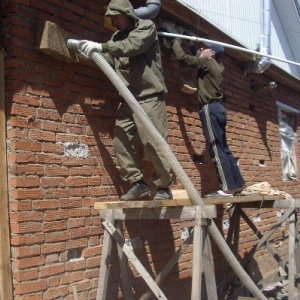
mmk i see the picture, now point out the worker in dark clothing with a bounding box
[78,0,173,200]
[171,39,245,196]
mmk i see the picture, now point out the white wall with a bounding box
[177,0,300,78]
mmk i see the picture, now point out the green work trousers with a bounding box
[113,94,172,188]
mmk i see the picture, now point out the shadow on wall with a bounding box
[48,78,128,197]
[103,219,182,299]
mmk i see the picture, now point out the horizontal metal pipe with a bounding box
[157,32,300,68]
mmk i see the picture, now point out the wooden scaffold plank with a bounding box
[99,205,216,221]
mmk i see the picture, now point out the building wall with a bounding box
[2,1,300,299]
[177,0,300,78]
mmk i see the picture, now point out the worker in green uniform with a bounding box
[171,38,245,197]
[78,0,173,200]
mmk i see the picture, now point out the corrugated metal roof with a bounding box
[176,0,300,79]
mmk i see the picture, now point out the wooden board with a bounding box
[99,205,216,220]
[203,194,285,205]
[94,198,192,209]
[94,194,291,210]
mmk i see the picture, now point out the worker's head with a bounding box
[200,41,224,61]
[105,0,137,30]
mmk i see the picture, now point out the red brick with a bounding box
[47,276,61,287]
[11,245,41,258]
[9,200,32,211]
[65,176,88,187]
[45,231,69,243]
[42,220,67,232]
[32,199,58,210]
[73,279,92,292]
[11,233,44,246]
[67,217,85,228]
[40,177,66,187]
[7,128,28,140]
[86,256,101,269]
[9,116,41,129]
[43,286,69,300]
[41,242,66,255]
[13,268,39,282]
[10,177,40,188]
[42,142,64,154]
[28,130,56,142]
[45,166,69,177]
[44,210,69,221]
[11,189,43,200]
[14,256,45,270]
[10,211,43,222]
[9,103,36,118]
[14,293,43,300]
[69,227,91,239]
[66,238,87,250]
[10,222,42,234]
[36,153,62,164]
[14,280,47,295]
[65,259,86,272]
[10,164,44,176]
[69,208,90,218]
[61,271,85,284]
[82,246,101,258]
[40,263,65,278]
[59,197,82,208]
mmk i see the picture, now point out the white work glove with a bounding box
[78,40,102,58]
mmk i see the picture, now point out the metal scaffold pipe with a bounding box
[157,31,300,68]
[67,39,268,300]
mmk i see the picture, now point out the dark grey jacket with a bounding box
[172,40,224,107]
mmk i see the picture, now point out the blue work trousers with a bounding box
[199,102,245,191]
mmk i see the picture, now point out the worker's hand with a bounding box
[158,27,175,43]
[79,40,102,58]
[182,30,193,45]
[182,31,199,55]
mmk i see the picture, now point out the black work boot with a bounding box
[153,188,173,200]
[120,181,150,201]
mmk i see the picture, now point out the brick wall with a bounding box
[2,1,300,299]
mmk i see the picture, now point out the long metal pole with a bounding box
[158,32,300,68]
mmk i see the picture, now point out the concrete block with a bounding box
[37,21,79,63]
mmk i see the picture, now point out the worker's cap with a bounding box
[202,41,224,60]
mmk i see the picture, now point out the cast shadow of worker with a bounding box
[42,44,133,195]
[217,256,265,299]
[175,105,220,192]
[51,86,129,198]
[123,218,185,299]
